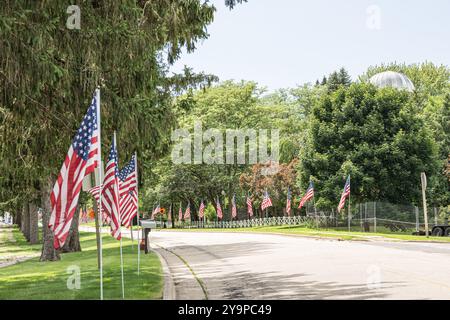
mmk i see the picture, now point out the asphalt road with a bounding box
[148,231,450,300]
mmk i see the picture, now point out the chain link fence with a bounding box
[171,201,449,234]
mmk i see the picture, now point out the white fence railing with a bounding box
[177,216,335,229]
[170,215,436,232]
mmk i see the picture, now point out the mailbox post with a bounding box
[139,219,157,254]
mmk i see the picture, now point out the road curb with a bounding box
[151,246,176,300]
[158,229,450,244]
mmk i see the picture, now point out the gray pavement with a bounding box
[148,230,450,300]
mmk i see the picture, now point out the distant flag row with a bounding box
[173,176,351,221]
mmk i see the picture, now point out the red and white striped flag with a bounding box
[338,176,350,213]
[101,134,121,240]
[298,182,314,210]
[118,155,137,228]
[246,196,253,217]
[199,201,205,219]
[79,208,88,223]
[151,204,160,219]
[87,185,111,224]
[49,91,100,249]
[184,202,191,220]
[231,194,237,219]
[216,197,223,220]
[261,191,273,210]
[286,188,292,216]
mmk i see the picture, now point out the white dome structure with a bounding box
[369,71,415,92]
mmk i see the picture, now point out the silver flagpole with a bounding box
[96,88,104,300]
[135,152,141,276]
[114,132,125,299]
[129,221,134,245]
[348,176,351,232]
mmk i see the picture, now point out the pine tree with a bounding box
[0,1,218,260]
[327,71,341,92]
[338,67,352,87]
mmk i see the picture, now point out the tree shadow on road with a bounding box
[214,271,400,299]
[166,242,404,300]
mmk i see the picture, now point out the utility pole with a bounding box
[420,172,429,238]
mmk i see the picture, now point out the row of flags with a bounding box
[159,177,351,222]
[87,135,138,240]
[49,90,139,249]
[47,90,352,249]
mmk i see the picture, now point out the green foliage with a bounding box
[0,1,218,212]
[204,203,217,221]
[326,68,352,92]
[361,62,450,206]
[143,81,305,216]
[299,82,438,206]
[362,62,449,98]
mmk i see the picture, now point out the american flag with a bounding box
[199,201,205,219]
[338,175,351,213]
[101,135,121,240]
[118,155,137,228]
[261,191,273,210]
[178,204,183,221]
[286,187,292,216]
[80,208,88,223]
[87,185,111,224]
[49,92,99,249]
[184,202,191,220]
[246,196,253,217]
[298,182,314,209]
[231,194,237,219]
[216,197,223,220]
[152,204,160,219]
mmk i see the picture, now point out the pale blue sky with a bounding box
[171,0,450,91]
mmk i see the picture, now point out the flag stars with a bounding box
[72,101,98,160]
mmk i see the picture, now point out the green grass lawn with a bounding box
[165,225,450,242]
[0,226,42,260]
[0,228,163,300]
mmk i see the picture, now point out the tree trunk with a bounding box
[15,207,22,228]
[61,206,81,253]
[29,202,39,244]
[40,177,60,262]
[170,202,175,228]
[22,203,30,241]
